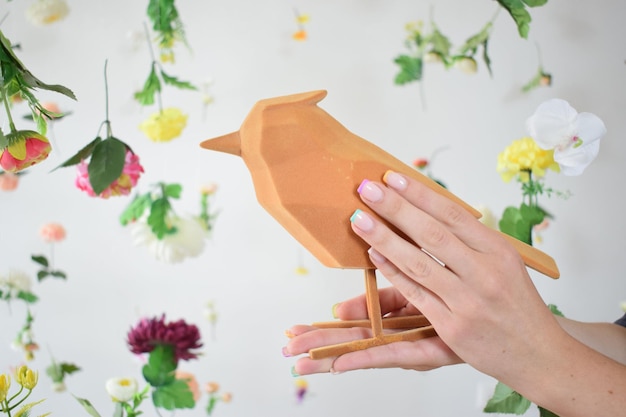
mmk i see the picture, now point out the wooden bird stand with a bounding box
[200,90,559,360]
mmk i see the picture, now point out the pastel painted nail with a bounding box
[357,179,383,202]
[282,346,292,357]
[368,247,387,264]
[350,209,374,232]
[383,170,408,191]
[291,366,300,377]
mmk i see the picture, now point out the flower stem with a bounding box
[103,59,113,138]
[142,21,164,113]
[1,88,17,133]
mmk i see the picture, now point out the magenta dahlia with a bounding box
[127,315,202,362]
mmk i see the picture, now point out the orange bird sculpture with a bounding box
[200,90,559,359]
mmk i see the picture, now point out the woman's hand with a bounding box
[285,286,463,375]
[349,171,563,382]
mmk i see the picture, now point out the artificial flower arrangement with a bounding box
[135,0,197,143]
[0,365,46,417]
[73,315,232,417]
[54,61,145,198]
[0,29,76,174]
[481,98,606,417]
[393,0,552,97]
[119,182,218,263]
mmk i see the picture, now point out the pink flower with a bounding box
[75,150,144,198]
[39,223,66,242]
[127,315,202,363]
[175,371,200,401]
[0,172,20,191]
[0,130,51,173]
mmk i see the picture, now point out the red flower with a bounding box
[127,315,202,362]
[0,130,51,173]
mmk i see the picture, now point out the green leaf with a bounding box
[482,39,493,77]
[17,290,38,303]
[160,69,197,91]
[147,198,174,239]
[120,193,153,226]
[496,0,532,38]
[393,55,423,85]
[483,382,532,414]
[523,0,548,7]
[31,254,49,267]
[548,304,565,317]
[539,406,560,417]
[142,344,177,387]
[499,206,530,244]
[88,137,127,195]
[53,137,102,171]
[50,270,67,279]
[163,183,182,199]
[458,23,492,55]
[152,379,195,411]
[134,66,161,106]
[428,27,452,57]
[206,396,218,415]
[37,270,50,282]
[0,127,7,149]
[73,395,103,417]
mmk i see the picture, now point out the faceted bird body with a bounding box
[201,90,483,270]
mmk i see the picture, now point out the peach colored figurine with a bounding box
[200,90,559,359]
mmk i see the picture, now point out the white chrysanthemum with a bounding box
[0,270,33,295]
[526,98,606,176]
[105,377,138,403]
[130,216,206,263]
[26,0,69,25]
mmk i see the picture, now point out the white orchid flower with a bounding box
[526,98,606,176]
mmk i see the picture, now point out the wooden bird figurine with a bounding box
[200,90,559,359]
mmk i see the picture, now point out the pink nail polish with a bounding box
[350,209,374,231]
[282,346,292,357]
[383,171,408,191]
[357,179,383,202]
[368,248,387,264]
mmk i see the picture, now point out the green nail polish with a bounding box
[291,366,300,377]
[331,303,340,319]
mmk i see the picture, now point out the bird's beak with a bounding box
[200,131,241,156]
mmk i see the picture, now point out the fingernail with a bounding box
[282,346,292,357]
[331,303,340,319]
[383,170,408,191]
[284,329,295,338]
[291,366,300,377]
[350,209,374,232]
[368,248,387,264]
[329,367,343,375]
[357,179,383,202]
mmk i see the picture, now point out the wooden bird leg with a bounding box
[308,269,437,360]
[364,268,383,338]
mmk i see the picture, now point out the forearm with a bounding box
[556,316,626,364]
[505,331,626,417]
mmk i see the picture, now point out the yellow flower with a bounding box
[0,373,11,402]
[296,14,310,24]
[497,137,560,183]
[15,365,38,390]
[139,108,188,142]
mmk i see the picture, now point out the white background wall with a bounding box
[1,1,625,416]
